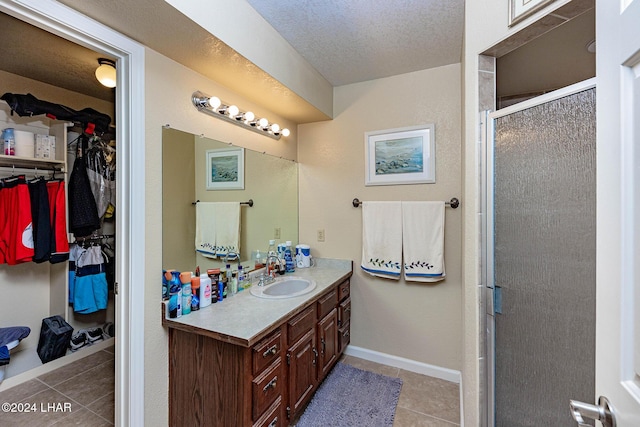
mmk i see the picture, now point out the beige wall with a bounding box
[298,63,463,370]
[144,49,299,426]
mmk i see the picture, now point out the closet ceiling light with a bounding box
[191,91,290,140]
[95,58,116,88]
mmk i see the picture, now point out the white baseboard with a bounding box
[343,345,461,384]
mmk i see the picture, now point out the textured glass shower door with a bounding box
[491,88,596,426]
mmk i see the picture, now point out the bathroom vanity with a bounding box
[163,259,353,426]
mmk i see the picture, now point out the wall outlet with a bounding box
[274,227,281,239]
[317,229,325,242]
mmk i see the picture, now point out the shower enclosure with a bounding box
[484,81,597,426]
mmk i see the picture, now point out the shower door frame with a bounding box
[482,77,597,427]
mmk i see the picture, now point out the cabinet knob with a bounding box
[263,345,278,358]
[263,376,278,392]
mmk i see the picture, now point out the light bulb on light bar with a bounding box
[270,123,280,134]
[258,118,269,129]
[207,97,221,109]
[243,111,255,123]
[282,128,290,137]
[228,105,239,118]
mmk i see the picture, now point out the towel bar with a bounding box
[352,197,459,209]
[192,199,254,207]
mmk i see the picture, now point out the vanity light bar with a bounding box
[191,91,290,141]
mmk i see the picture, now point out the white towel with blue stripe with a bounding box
[402,201,445,282]
[195,202,218,258]
[360,201,402,280]
[195,202,240,259]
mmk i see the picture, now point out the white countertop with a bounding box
[163,258,353,347]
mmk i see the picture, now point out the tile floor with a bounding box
[341,354,461,427]
[0,346,114,426]
[0,348,460,426]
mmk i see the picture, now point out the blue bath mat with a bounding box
[296,362,403,426]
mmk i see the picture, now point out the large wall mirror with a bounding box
[162,127,298,272]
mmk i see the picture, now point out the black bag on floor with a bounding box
[37,315,73,363]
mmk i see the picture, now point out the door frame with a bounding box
[482,77,596,426]
[0,1,146,425]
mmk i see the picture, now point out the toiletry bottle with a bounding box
[2,128,15,156]
[218,280,224,302]
[191,276,200,311]
[224,263,232,298]
[237,265,244,292]
[285,241,295,273]
[167,270,182,318]
[230,271,237,296]
[199,273,212,308]
[267,240,277,277]
[207,268,220,303]
[180,272,192,315]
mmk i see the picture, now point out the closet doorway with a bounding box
[0,1,145,425]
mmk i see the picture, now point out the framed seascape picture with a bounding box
[509,0,556,26]
[206,147,245,190]
[364,124,435,186]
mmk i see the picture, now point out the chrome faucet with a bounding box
[258,253,280,286]
[224,251,241,267]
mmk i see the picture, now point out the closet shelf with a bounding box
[0,154,65,171]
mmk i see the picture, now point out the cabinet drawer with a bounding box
[338,322,351,354]
[317,289,338,319]
[253,329,282,375]
[253,396,284,427]
[338,280,350,301]
[252,358,283,421]
[338,297,351,326]
[287,305,315,345]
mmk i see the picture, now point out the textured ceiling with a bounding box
[245,0,464,86]
[1,1,464,123]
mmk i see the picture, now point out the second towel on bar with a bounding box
[195,202,240,259]
[402,201,445,282]
[360,201,402,279]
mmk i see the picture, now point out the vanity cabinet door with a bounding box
[338,279,350,301]
[253,397,285,427]
[317,289,338,319]
[317,308,338,381]
[252,358,283,421]
[253,329,282,375]
[338,297,351,327]
[287,329,317,419]
[338,322,351,355]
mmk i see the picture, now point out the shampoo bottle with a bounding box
[199,274,212,308]
[285,241,295,273]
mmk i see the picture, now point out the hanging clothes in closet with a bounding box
[28,172,70,264]
[0,171,69,266]
[85,134,116,220]
[68,134,101,237]
[68,240,109,314]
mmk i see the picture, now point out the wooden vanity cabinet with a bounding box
[316,289,339,381]
[337,282,351,355]
[168,274,352,426]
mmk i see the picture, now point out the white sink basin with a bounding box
[250,277,316,299]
